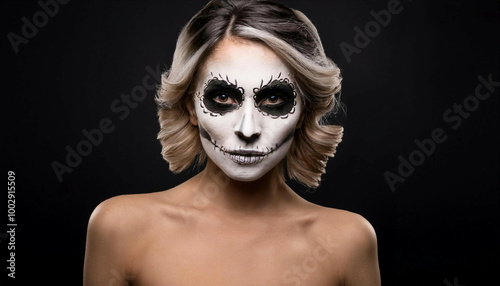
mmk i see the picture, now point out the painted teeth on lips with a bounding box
[225,149,267,165]
[228,154,265,165]
[227,149,267,156]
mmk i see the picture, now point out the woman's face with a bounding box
[190,37,303,182]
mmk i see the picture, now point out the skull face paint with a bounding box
[192,38,303,182]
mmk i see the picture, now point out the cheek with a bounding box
[261,115,300,141]
[195,102,236,137]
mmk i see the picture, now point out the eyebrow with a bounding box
[204,78,243,93]
[202,77,245,104]
[201,72,296,100]
[253,74,296,97]
[252,73,295,91]
[203,73,243,92]
[254,81,295,102]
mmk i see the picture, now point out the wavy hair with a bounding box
[156,0,343,188]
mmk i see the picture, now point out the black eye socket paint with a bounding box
[199,76,245,116]
[253,77,297,118]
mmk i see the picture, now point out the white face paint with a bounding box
[192,38,303,182]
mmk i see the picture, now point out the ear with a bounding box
[186,97,198,126]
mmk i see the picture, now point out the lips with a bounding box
[223,149,267,165]
[227,153,265,165]
[227,149,267,156]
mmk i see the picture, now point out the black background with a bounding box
[2,0,499,285]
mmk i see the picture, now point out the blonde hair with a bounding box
[156,0,343,188]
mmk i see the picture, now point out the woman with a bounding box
[84,0,381,285]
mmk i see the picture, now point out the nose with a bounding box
[234,110,261,143]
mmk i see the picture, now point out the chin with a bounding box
[224,169,267,182]
[208,155,279,183]
[217,161,269,182]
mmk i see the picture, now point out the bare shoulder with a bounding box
[86,184,194,241]
[301,202,376,239]
[87,188,184,233]
[319,206,376,244]
[85,193,155,260]
[84,191,178,285]
[89,193,153,233]
[306,204,380,285]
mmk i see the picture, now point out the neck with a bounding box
[191,159,299,214]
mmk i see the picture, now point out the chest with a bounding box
[131,225,343,286]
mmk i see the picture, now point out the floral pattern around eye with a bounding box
[252,73,297,119]
[198,73,245,117]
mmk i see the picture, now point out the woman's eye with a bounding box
[261,95,284,105]
[214,94,237,104]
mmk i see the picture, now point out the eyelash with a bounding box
[213,93,236,103]
[259,94,285,105]
[209,92,287,107]
[255,85,294,103]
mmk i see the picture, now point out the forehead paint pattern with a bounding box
[197,72,297,119]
